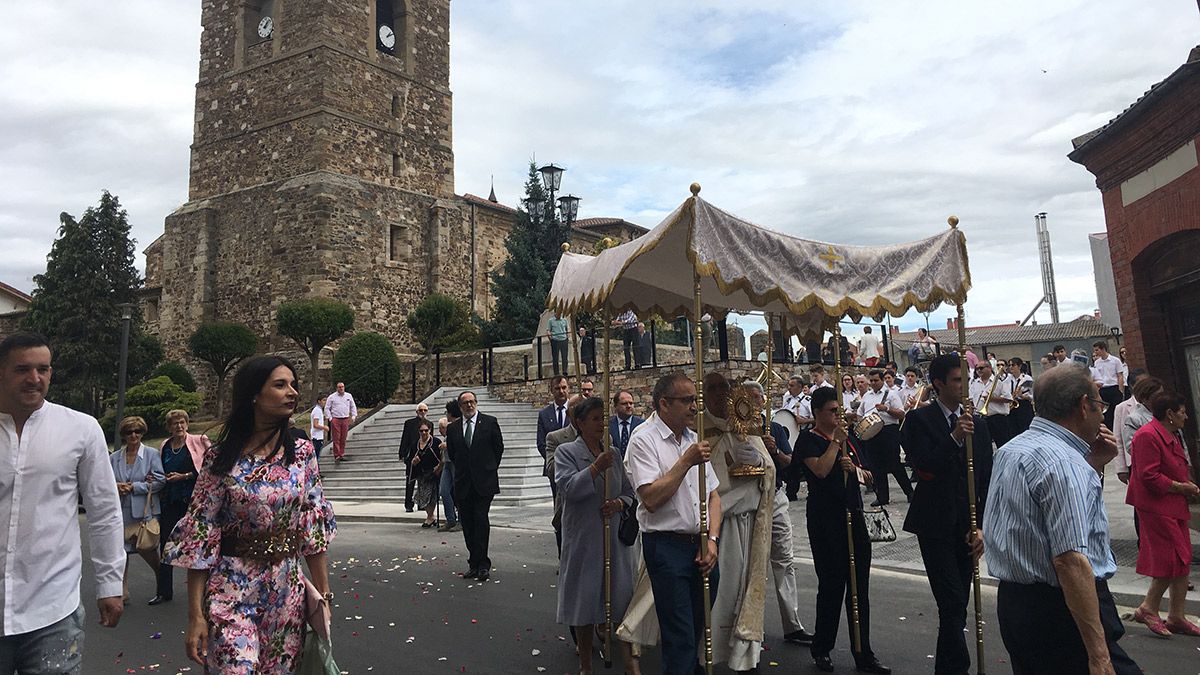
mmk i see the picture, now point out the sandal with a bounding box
[1133,607,1172,638]
[1166,618,1200,636]
[421,520,435,528]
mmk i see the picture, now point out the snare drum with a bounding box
[854,411,884,441]
[771,409,799,445]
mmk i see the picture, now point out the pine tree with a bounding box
[24,192,152,416]
[484,163,572,343]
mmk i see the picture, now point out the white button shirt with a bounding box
[1092,354,1121,387]
[325,391,357,419]
[625,416,719,533]
[0,402,125,635]
[970,376,1014,416]
[860,386,900,425]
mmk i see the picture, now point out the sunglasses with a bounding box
[122,429,145,436]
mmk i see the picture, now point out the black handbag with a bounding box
[863,507,897,543]
[618,500,639,546]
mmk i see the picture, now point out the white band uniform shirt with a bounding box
[1092,354,1121,387]
[625,416,719,533]
[969,376,1013,416]
[781,392,808,418]
[897,383,919,409]
[0,401,125,635]
[983,417,1117,585]
[325,391,357,419]
[859,387,899,425]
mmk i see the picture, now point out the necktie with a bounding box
[620,420,629,449]
[557,406,565,429]
[948,412,958,433]
[465,418,474,446]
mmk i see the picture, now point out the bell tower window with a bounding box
[245,0,275,47]
[375,0,407,59]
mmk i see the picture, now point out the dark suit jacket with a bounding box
[609,415,645,453]
[447,413,505,497]
[901,401,992,539]
[398,415,423,463]
[537,403,569,458]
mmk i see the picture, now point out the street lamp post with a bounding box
[112,303,134,446]
[525,163,581,228]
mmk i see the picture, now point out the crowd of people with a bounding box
[1,323,1197,674]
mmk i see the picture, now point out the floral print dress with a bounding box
[164,439,336,674]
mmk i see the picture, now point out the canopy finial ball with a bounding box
[947,215,959,229]
[690,182,701,196]
[560,242,570,253]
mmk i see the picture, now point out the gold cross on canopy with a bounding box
[818,245,844,271]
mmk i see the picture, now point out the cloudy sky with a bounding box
[2,0,1197,338]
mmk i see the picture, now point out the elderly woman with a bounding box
[164,355,336,672]
[1128,390,1200,638]
[149,409,209,606]
[110,416,165,605]
[411,417,442,527]
[556,396,639,675]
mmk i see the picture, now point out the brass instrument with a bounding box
[897,384,927,431]
[978,371,1001,414]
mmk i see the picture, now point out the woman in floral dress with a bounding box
[164,355,336,673]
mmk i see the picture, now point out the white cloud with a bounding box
[1,0,1196,334]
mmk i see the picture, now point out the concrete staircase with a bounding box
[319,388,552,506]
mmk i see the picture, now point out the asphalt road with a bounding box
[83,522,1196,674]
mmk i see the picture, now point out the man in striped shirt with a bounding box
[983,364,1141,675]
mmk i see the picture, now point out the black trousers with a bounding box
[550,338,568,374]
[1100,385,1122,432]
[997,579,1142,675]
[808,509,874,660]
[622,328,638,369]
[867,425,911,504]
[155,500,188,598]
[457,484,494,572]
[404,458,416,510]
[985,414,1013,449]
[917,535,974,675]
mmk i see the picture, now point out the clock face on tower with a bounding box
[257,16,274,39]
[378,24,396,50]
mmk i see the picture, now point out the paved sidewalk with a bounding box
[333,463,1200,613]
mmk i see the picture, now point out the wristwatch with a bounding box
[707,534,719,545]
[322,591,334,602]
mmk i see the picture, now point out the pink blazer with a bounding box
[161,433,211,473]
[1126,418,1191,519]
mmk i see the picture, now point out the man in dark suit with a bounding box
[397,402,430,513]
[608,389,644,454]
[446,390,504,581]
[536,376,571,460]
[900,354,991,675]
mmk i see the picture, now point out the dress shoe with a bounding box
[476,569,490,582]
[783,628,813,645]
[461,569,479,579]
[147,595,171,606]
[447,522,461,532]
[421,520,435,528]
[854,656,892,674]
[812,655,834,672]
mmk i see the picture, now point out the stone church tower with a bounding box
[144,0,467,365]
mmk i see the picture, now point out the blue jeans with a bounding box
[0,605,84,674]
[642,534,719,675]
[439,461,457,524]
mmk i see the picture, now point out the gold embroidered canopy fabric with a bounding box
[547,195,970,331]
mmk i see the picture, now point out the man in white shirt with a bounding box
[309,395,327,457]
[324,381,357,462]
[968,362,1015,448]
[781,377,812,425]
[809,365,834,392]
[861,369,912,506]
[625,372,720,675]
[857,327,882,366]
[0,332,125,671]
[897,367,923,412]
[1091,340,1124,430]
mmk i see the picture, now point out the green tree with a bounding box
[189,321,257,417]
[407,293,480,354]
[23,191,151,416]
[276,298,355,402]
[151,361,198,392]
[482,163,572,344]
[99,376,203,439]
[330,332,400,407]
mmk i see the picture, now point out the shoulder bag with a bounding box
[125,491,160,555]
[862,507,897,543]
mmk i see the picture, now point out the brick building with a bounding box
[1069,45,1200,439]
[142,1,642,395]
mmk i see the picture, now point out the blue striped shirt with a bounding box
[983,417,1117,585]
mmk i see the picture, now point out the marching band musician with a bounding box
[900,355,992,675]
[700,373,774,673]
[897,367,925,411]
[1008,358,1035,435]
[783,377,815,502]
[969,362,1016,449]
[810,365,835,391]
[861,370,913,507]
